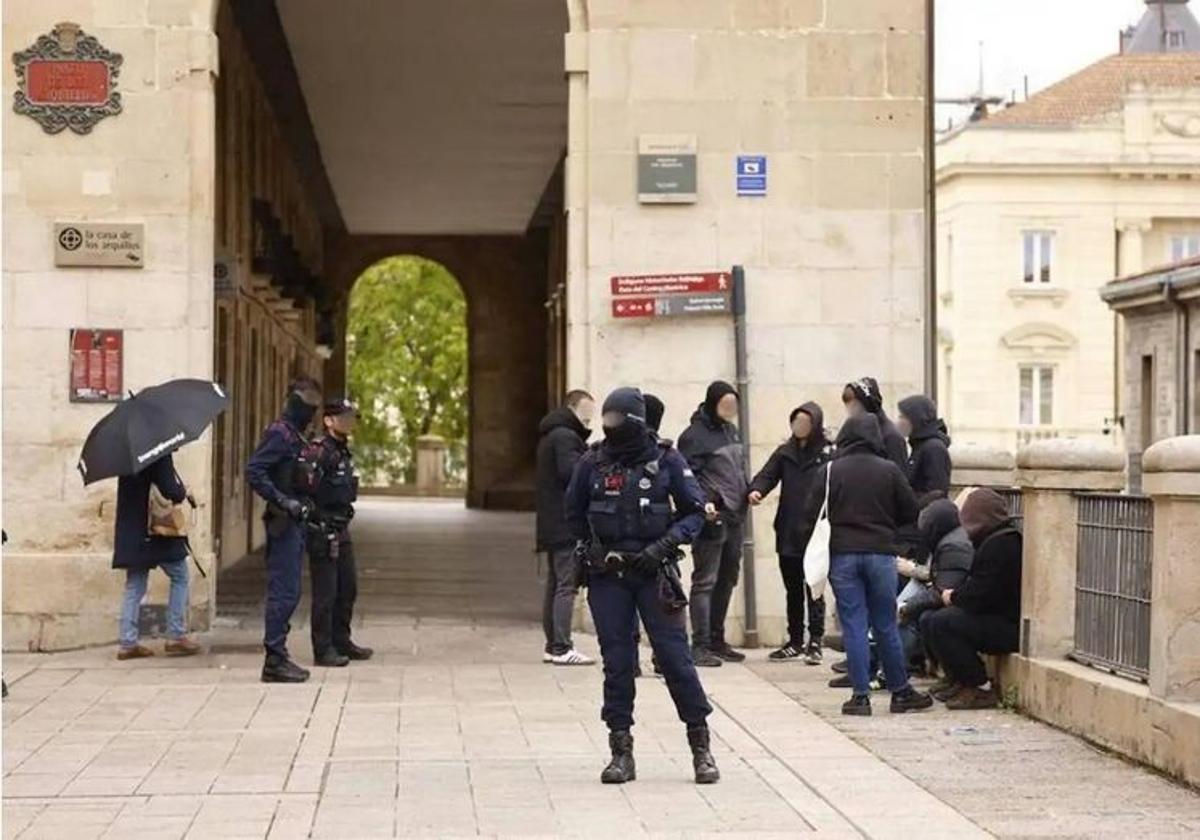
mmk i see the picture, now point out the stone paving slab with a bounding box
[4,621,989,839]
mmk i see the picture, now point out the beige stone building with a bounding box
[936,0,1200,453]
[2,0,930,650]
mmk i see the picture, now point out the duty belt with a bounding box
[592,549,637,575]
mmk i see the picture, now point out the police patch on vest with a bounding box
[638,477,652,490]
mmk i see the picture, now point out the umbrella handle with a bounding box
[186,494,197,510]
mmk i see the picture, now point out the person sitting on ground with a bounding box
[920,488,1022,710]
[802,413,932,717]
[749,402,831,665]
[896,499,974,668]
[113,453,201,660]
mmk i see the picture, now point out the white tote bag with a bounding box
[803,462,832,598]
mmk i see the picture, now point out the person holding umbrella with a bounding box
[246,376,323,684]
[77,378,229,660]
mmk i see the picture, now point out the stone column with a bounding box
[1142,436,1200,702]
[1016,439,1125,659]
[416,435,448,495]
[1117,218,1152,276]
[950,442,1015,491]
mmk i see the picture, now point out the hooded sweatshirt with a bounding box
[898,395,952,503]
[534,406,590,550]
[749,402,830,556]
[951,489,1023,621]
[845,377,908,472]
[901,499,974,619]
[805,414,919,556]
[678,381,749,524]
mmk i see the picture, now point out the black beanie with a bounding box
[644,394,665,432]
[703,380,738,419]
[602,387,647,424]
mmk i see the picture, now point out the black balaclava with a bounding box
[283,391,318,430]
[644,394,665,434]
[703,380,738,424]
[602,387,654,462]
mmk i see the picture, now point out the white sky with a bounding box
[935,0,1152,128]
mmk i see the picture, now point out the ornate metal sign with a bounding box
[12,22,123,135]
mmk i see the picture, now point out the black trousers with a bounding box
[778,554,825,647]
[309,538,358,657]
[920,606,1018,687]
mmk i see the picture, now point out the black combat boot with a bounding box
[261,655,310,683]
[687,725,720,784]
[601,730,636,784]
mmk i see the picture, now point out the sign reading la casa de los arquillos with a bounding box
[12,21,123,135]
[610,272,732,319]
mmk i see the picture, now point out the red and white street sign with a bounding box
[612,297,657,319]
[610,272,730,297]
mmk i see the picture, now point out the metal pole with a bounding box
[732,265,758,648]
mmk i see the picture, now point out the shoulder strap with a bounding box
[818,462,831,520]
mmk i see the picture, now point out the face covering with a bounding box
[283,392,318,429]
[603,418,643,448]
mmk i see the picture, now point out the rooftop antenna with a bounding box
[936,39,1005,124]
[976,40,986,97]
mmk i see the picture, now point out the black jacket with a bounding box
[902,500,974,620]
[874,412,908,474]
[951,525,1023,622]
[112,454,188,570]
[898,395,952,503]
[804,415,919,556]
[749,403,830,556]
[678,405,749,525]
[535,407,590,550]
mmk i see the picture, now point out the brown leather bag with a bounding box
[147,484,188,538]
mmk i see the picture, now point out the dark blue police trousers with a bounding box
[588,570,712,731]
[263,523,304,659]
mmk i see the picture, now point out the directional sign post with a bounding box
[610,272,732,319]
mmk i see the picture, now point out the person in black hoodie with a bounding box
[842,377,907,472]
[802,414,932,717]
[922,488,1022,710]
[896,395,952,506]
[678,381,750,666]
[896,499,974,666]
[535,389,596,665]
[748,402,831,664]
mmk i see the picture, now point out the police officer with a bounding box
[565,387,720,785]
[247,376,322,683]
[297,398,373,667]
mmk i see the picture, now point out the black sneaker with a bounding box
[262,656,310,683]
[842,694,872,716]
[337,642,374,661]
[803,640,824,666]
[711,643,746,663]
[691,646,723,667]
[315,650,350,668]
[828,672,885,691]
[768,644,803,661]
[890,687,935,714]
[831,658,849,674]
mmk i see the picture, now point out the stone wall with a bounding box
[565,0,928,643]
[2,1,219,649]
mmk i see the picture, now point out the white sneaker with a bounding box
[542,651,553,663]
[550,649,595,666]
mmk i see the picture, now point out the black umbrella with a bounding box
[78,378,228,485]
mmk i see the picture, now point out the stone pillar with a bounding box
[416,435,447,495]
[1016,439,1125,659]
[950,442,1015,490]
[1142,436,1200,702]
[1117,218,1152,276]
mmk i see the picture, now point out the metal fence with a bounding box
[1073,493,1153,682]
[996,488,1024,527]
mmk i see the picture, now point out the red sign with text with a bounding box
[27,61,110,105]
[611,272,730,297]
[612,297,657,319]
[70,329,123,402]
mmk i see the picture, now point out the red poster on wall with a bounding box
[69,329,123,402]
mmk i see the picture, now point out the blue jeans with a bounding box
[829,553,911,696]
[264,523,304,659]
[119,558,189,648]
[588,570,712,731]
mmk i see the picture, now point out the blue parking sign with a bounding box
[736,155,767,196]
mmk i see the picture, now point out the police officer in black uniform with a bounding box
[247,376,322,683]
[565,387,719,785]
[297,398,373,667]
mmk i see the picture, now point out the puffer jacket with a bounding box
[902,499,974,620]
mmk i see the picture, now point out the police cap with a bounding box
[323,397,358,417]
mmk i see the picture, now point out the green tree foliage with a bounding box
[346,256,467,485]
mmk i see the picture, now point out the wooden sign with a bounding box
[13,22,123,134]
[69,329,123,403]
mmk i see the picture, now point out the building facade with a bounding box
[936,0,1200,452]
[3,0,930,649]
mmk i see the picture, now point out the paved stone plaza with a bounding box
[3,500,1198,838]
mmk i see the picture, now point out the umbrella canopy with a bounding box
[78,379,228,485]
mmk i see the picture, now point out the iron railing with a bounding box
[995,488,1024,527]
[1072,493,1153,682]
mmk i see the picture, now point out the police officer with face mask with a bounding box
[565,387,720,785]
[296,398,373,667]
[247,376,322,683]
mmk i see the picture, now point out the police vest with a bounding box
[586,446,674,549]
[296,436,359,515]
[266,420,307,499]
